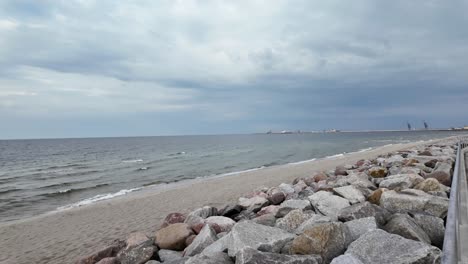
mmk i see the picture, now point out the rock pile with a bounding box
[76,140,456,264]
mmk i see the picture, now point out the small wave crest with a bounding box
[44,183,110,197]
[169,152,186,156]
[56,187,142,210]
[122,159,143,163]
[325,153,345,159]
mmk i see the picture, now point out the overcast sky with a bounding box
[1,0,467,139]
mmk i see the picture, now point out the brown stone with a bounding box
[185,234,197,247]
[268,192,285,205]
[75,240,126,264]
[311,172,328,183]
[367,188,387,205]
[125,232,150,249]
[335,166,348,176]
[160,213,186,229]
[368,167,388,178]
[414,178,446,192]
[424,171,451,187]
[155,223,194,250]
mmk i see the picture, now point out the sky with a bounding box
[1,0,468,139]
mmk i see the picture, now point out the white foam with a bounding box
[357,147,373,153]
[58,189,71,194]
[122,159,143,163]
[56,187,142,210]
[325,153,345,159]
[287,158,317,165]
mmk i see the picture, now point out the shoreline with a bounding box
[0,137,454,264]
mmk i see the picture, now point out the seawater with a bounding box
[0,131,465,222]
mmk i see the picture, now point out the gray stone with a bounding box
[345,229,441,264]
[226,220,296,257]
[308,191,351,220]
[380,190,449,218]
[295,214,332,234]
[187,206,218,219]
[220,204,242,217]
[337,202,389,226]
[333,185,365,204]
[290,222,351,263]
[117,239,156,264]
[252,213,276,227]
[184,225,218,257]
[268,192,286,205]
[383,214,431,244]
[205,216,236,233]
[275,207,294,218]
[275,209,313,232]
[379,174,424,191]
[411,213,445,248]
[185,252,232,264]
[344,217,377,242]
[158,250,183,262]
[330,254,364,264]
[145,261,161,264]
[278,183,295,194]
[200,234,229,257]
[236,247,321,264]
[164,258,188,264]
[280,199,312,210]
[238,196,269,212]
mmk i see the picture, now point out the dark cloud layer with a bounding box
[0,0,467,139]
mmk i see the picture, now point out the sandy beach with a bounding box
[0,138,451,264]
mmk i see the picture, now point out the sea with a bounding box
[0,131,466,223]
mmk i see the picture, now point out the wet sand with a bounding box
[0,138,448,264]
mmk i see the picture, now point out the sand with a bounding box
[0,138,448,264]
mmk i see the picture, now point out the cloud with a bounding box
[0,0,467,138]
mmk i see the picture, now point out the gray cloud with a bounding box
[0,0,468,138]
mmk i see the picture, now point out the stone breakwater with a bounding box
[76,139,456,264]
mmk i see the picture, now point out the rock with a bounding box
[345,229,441,263]
[188,206,218,219]
[158,249,183,263]
[233,210,256,222]
[367,167,388,178]
[75,240,126,264]
[268,192,286,205]
[184,225,218,257]
[386,155,404,164]
[297,188,315,200]
[428,191,448,198]
[238,196,269,212]
[367,188,387,205]
[424,171,451,187]
[337,202,389,226]
[383,214,431,244]
[96,258,119,264]
[275,209,312,232]
[414,178,448,193]
[225,220,296,257]
[344,217,377,242]
[145,261,161,264]
[424,159,438,168]
[335,166,348,176]
[117,239,156,264]
[380,190,449,218]
[379,174,424,191]
[278,183,295,194]
[330,254,364,264]
[308,191,350,220]
[161,213,186,229]
[275,207,294,218]
[257,205,280,216]
[411,213,445,248]
[236,247,321,264]
[290,222,351,263]
[184,215,205,234]
[217,232,228,239]
[293,180,308,193]
[200,234,230,257]
[253,213,277,226]
[280,199,312,210]
[204,216,236,233]
[295,215,332,234]
[419,150,433,156]
[185,252,233,264]
[310,172,328,183]
[125,232,151,249]
[155,223,194,250]
[333,185,365,204]
[219,204,242,217]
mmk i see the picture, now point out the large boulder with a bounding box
[185,252,233,264]
[335,166,349,176]
[333,185,365,204]
[424,171,452,187]
[278,183,296,195]
[204,216,236,233]
[367,166,388,178]
[224,220,296,257]
[155,223,194,250]
[383,214,431,244]
[280,199,312,210]
[380,190,449,218]
[330,254,364,264]
[158,249,183,263]
[337,202,389,226]
[378,174,424,191]
[344,217,377,242]
[290,222,351,263]
[257,205,280,216]
[367,188,387,205]
[411,213,445,248]
[295,215,332,234]
[161,213,186,229]
[345,229,441,263]
[252,213,277,227]
[236,247,321,264]
[268,192,286,205]
[184,224,218,257]
[95,258,119,264]
[414,178,449,193]
[117,234,156,264]
[188,206,218,219]
[275,209,313,232]
[238,196,269,212]
[308,191,351,220]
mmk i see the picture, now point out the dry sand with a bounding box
[0,138,449,264]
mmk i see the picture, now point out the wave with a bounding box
[287,158,317,165]
[56,187,142,210]
[0,188,19,195]
[357,147,373,153]
[325,153,345,159]
[137,167,150,171]
[122,159,143,163]
[168,152,186,156]
[43,183,110,197]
